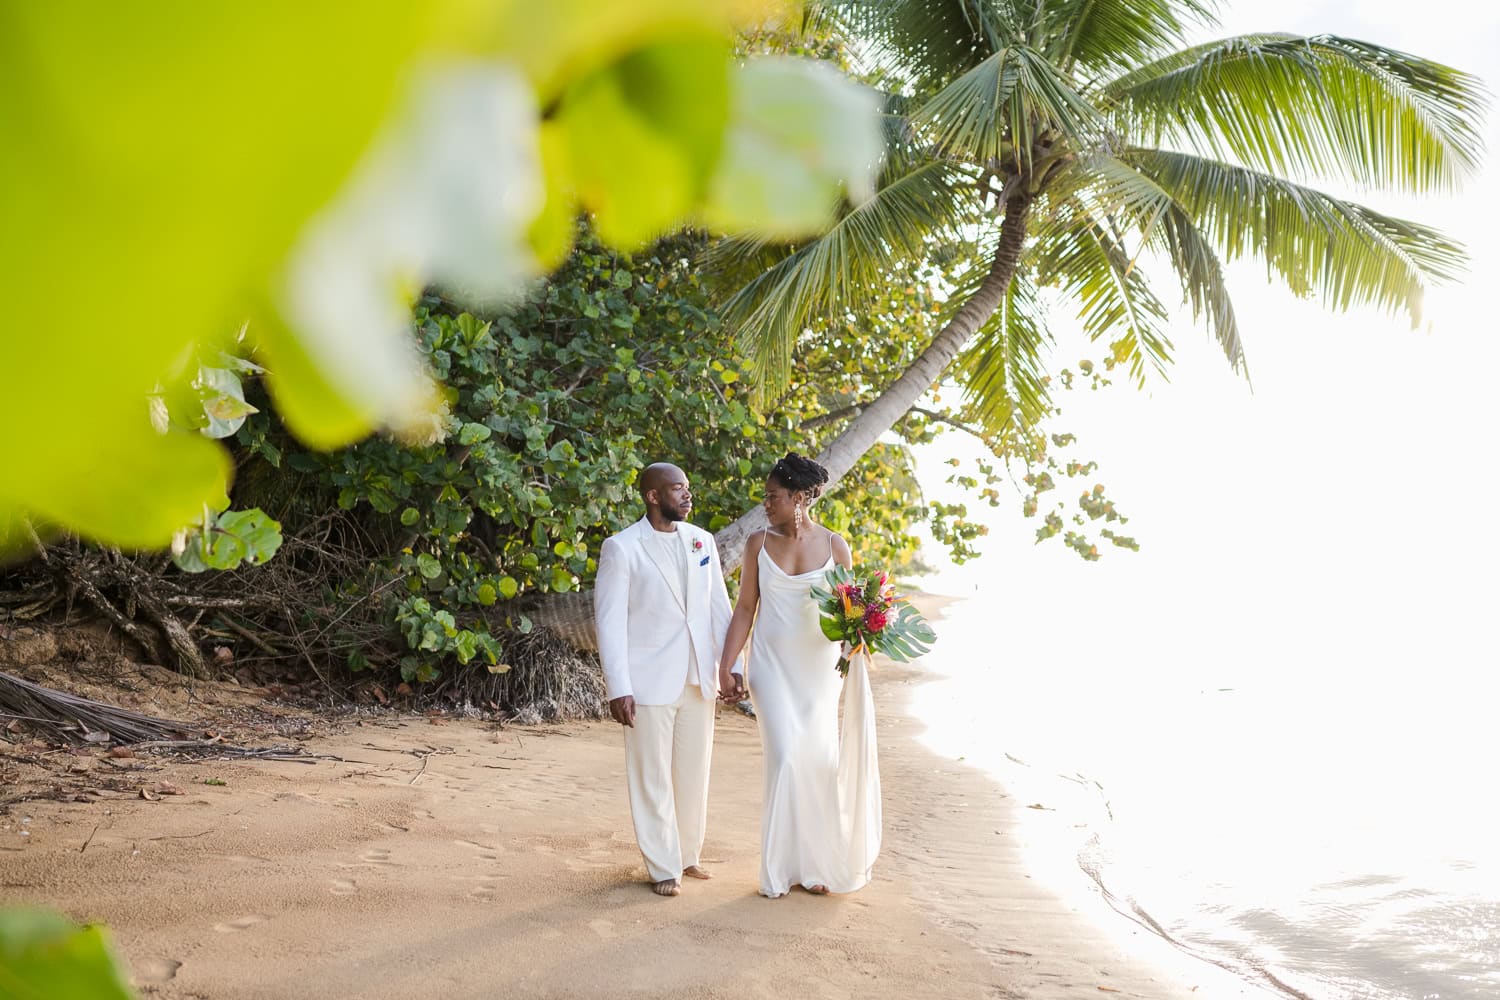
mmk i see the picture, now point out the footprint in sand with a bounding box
[412,809,435,821]
[452,839,501,861]
[135,957,182,983]
[460,872,507,899]
[361,848,395,866]
[213,915,266,933]
[329,879,357,896]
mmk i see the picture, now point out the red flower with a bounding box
[863,606,890,633]
[692,539,703,551]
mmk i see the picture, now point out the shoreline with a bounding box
[898,593,1268,999]
[3,623,1255,999]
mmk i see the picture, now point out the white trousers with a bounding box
[623,683,714,883]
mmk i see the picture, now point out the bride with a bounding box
[717,453,882,897]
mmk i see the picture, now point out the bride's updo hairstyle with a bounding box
[769,453,830,500]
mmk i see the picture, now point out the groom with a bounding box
[594,462,733,896]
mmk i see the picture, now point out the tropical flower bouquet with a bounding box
[810,565,937,677]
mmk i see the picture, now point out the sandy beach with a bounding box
[1,628,1260,1000]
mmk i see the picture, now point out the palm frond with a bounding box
[834,0,1016,93]
[953,260,1052,444]
[1155,201,1244,374]
[912,43,1105,168]
[708,152,969,392]
[1104,34,1489,192]
[1058,154,1244,372]
[1031,199,1174,382]
[1152,201,1244,375]
[1039,0,1218,77]
[1128,148,1467,325]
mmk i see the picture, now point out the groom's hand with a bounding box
[718,670,745,703]
[609,695,636,727]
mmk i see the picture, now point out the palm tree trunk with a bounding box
[715,193,1033,573]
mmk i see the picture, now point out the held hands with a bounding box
[717,667,746,704]
[609,695,636,727]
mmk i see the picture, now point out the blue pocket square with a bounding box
[699,555,711,566]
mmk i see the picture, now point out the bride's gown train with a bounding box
[748,544,881,897]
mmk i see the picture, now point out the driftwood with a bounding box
[0,674,340,765]
[119,739,326,763]
[0,670,194,745]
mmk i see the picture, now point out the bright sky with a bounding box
[920,0,1500,687]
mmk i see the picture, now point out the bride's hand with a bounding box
[718,668,745,703]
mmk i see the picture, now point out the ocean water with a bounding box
[907,592,1500,1000]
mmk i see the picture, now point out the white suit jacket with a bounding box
[594,517,733,706]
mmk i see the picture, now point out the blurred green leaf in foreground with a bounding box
[0,908,136,1000]
[0,0,882,560]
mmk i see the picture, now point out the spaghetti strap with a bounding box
[827,531,835,562]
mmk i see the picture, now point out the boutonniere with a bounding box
[692,539,704,552]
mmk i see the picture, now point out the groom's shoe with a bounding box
[652,879,681,897]
[682,865,712,880]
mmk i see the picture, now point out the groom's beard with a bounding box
[660,504,688,523]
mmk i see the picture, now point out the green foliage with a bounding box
[0,2,882,561]
[147,346,285,574]
[751,259,990,567]
[299,232,768,623]
[172,507,284,574]
[0,3,426,552]
[225,226,970,681]
[0,908,135,1000]
[703,0,1483,565]
[731,249,1127,562]
[702,58,882,237]
[999,358,1138,558]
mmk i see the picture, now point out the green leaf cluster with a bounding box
[172,508,284,574]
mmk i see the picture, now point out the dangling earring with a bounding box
[794,501,803,531]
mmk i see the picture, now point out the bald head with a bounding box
[640,463,692,525]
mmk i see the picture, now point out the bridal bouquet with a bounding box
[810,565,937,677]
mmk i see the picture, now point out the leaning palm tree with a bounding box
[704,0,1486,570]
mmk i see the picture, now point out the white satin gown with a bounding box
[748,544,882,897]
